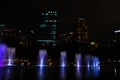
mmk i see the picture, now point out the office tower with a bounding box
[74,18,88,53]
[37,10,58,48]
[75,18,88,43]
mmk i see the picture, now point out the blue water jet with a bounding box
[75,54,82,67]
[92,56,100,67]
[85,55,91,67]
[60,51,67,67]
[7,47,16,66]
[38,49,47,67]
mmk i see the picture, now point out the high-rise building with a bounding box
[73,18,89,53]
[75,18,88,43]
[37,10,58,48]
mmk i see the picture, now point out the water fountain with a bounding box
[38,49,47,67]
[92,56,100,66]
[85,55,100,67]
[0,44,7,67]
[7,47,16,66]
[75,54,82,67]
[0,43,16,67]
[60,51,67,67]
[85,55,92,67]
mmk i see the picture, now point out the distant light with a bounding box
[42,13,44,15]
[118,60,120,62]
[45,20,48,22]
[49,20,52,22]
[0,24,5,27]
[37,40,55,43]
[90,42,95,45]
[46,13,49,15]
[69,32,74,34]
[31,30,34,33]
[40,24,46,27]
[78,18,85,20]
[19,30,22,33]
[54,20,57,22]
[113,60,116,62]
[21,63,24,66]
[114,30,120,33]
[113,40,116,42]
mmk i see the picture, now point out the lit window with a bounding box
[42,13,44,15]
[31,30,34,33]
[46,13,49,15]
[48,11,50,13]
[54,20,57,22]
[54,13,57,16]
[55,11,57,13]
[49,20,52,22]
[40,24,46,27]
[19,30,22,33]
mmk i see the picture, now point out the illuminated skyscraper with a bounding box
[74,18,88,53]
[75,18,88,43]
[37,10,58,47]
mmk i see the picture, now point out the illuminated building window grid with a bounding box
[41,11,58,16]
[76,18,88,43]
[38,11,58,46]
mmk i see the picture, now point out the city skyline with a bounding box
[0,0,120,43]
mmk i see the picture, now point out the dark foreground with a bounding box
[0,63,120,80]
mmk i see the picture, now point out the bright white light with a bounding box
[114,30,120,33]
[118,60,120,62]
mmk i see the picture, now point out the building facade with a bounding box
[37,10,58,48]
[75,18,88,43]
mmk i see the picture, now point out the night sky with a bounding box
[0,0,120,43]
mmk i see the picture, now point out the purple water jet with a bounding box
[85,55,100,67]
[75,54,82,67]
[7,47,16,66]
[0,44,7,67]
[38,49,47,67]
[60,51,67,67]
[85,55,91,67]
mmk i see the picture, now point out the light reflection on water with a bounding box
[86,66,91,78]
[0,64,119,80]
[38,67,45,80]
[60,67,66,80]
[5,67,11,80]
[92,66,100,77]
[86,66,100,79]
[75,66,82,80]
[0,68,4,80]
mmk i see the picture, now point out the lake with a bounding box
[0,62,119,80]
